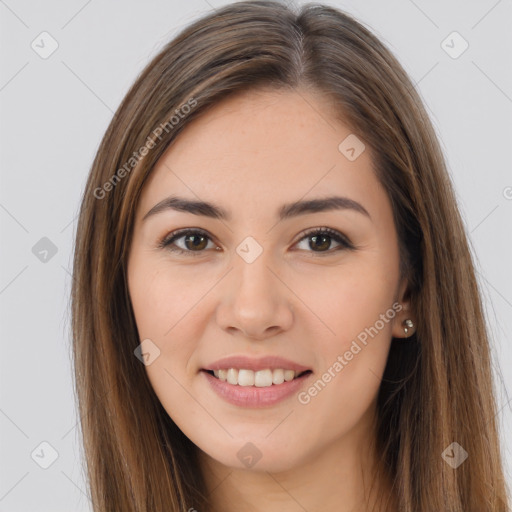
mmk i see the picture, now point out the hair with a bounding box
[70,1,511,510]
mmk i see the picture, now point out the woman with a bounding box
[71,1,511,510]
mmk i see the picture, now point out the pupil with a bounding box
[311,234,330,251]
[186,234,206,250]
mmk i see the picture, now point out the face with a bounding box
[127,87,413,474]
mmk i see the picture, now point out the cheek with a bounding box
[289,259,396,424]
[128,260,207,432]
[128,257,188,373]
[290,252,398,342]
[294,296,395,451]
[127,255,217,399]
[292,337,389,459]
[128,255,210,341]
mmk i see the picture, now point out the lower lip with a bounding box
[201,370,313,408]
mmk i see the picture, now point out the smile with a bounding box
[207,368,311,387]
[201,369,313,408]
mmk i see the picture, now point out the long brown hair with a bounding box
[71,1,511,510]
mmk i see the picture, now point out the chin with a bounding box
[202,439,304,474]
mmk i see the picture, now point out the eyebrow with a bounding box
[142,194,371,222]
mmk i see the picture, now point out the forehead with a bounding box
[137,87,386,223]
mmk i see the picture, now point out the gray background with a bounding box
[1,0,511,510]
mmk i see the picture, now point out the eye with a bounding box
[293,227,354,254]
[159,226,355,256]
[158,228,217,256]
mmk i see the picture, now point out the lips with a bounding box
[201,367,313,407]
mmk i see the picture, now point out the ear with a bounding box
[391,276,416,339]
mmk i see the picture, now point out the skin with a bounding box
[127,87,416,512]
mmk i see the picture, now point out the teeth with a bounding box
[211,368,305,387]
[272,368,285,385]
[226,368,238,385]
[284,369,295,382]
[254,369,272,387]
[238,369,255,386]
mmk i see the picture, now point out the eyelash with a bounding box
[158,227,355,257]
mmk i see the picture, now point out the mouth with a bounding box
[201,367,314,407]
[201,368,313,387]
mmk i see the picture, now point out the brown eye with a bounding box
[182,233,209,251]
[160,229,215,256]
[159,226,354,257]
[295,227,354,254]
[309,233,331,251]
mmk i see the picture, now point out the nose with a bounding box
[215,246,294,340]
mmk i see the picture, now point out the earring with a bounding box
[403,319,414,336]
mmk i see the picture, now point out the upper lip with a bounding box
[203,355,312,373]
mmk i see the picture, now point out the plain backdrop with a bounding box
[0,0,511,510]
